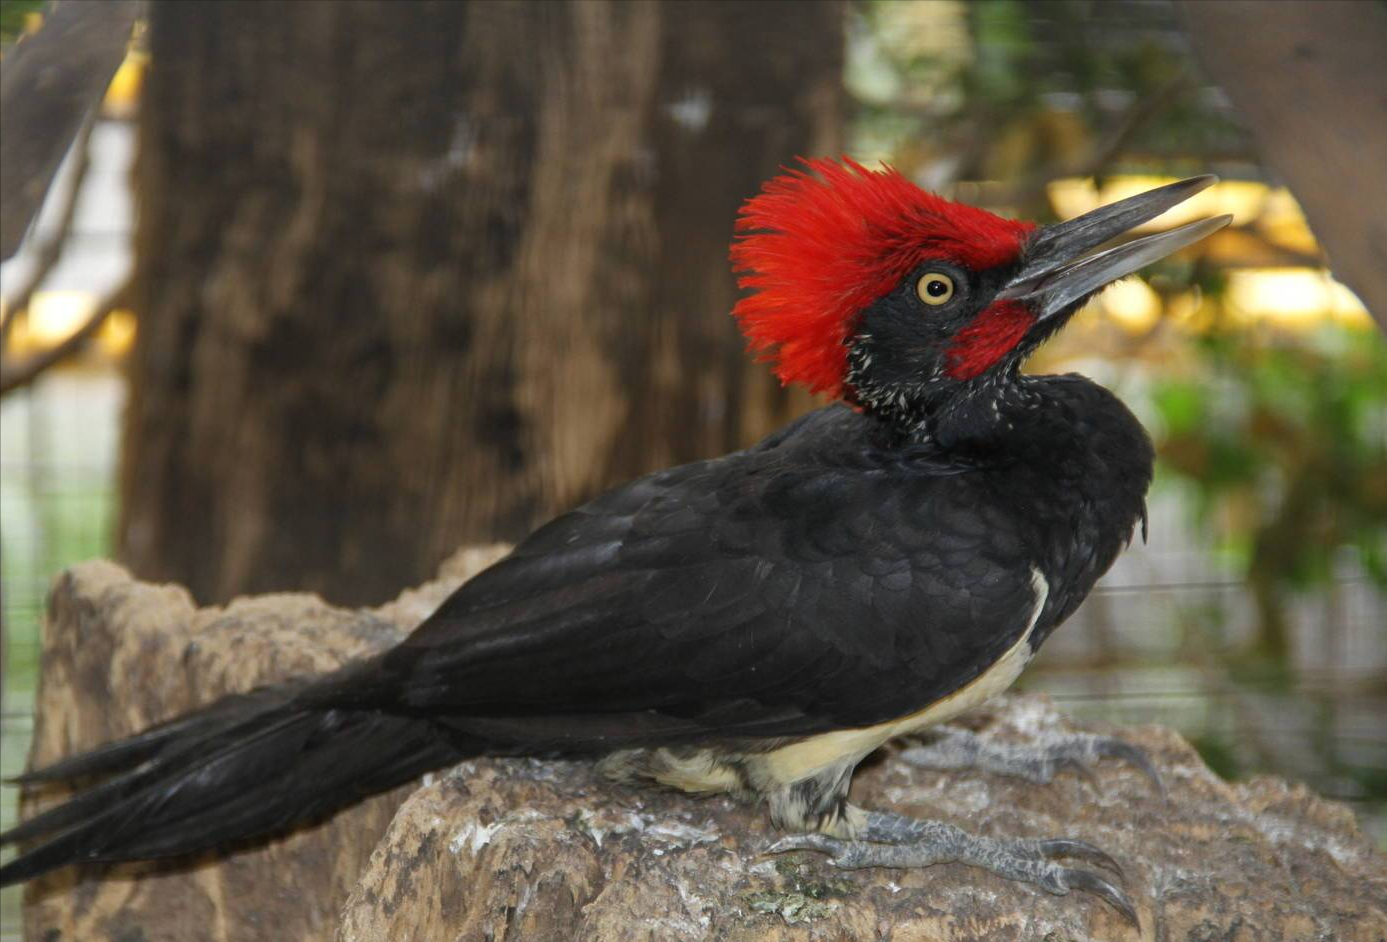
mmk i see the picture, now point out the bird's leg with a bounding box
[900,726,1165,798]
[768,807,1139,927]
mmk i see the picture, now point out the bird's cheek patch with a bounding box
[944,301,1036,380]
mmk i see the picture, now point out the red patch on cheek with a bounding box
[944,301,1036,380]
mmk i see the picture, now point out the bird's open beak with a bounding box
[998,175,1232,320]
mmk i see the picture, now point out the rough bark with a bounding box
[118,0,836,608]
[1180,0,1387,334]
[21,559,1387,941]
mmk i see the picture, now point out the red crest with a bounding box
[731,158,1035,397]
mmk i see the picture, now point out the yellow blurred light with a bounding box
[1099,278,1161,332]
[99,308,138,356]
[1046,176,1271,231]
[27,291,96,345]
[102,49,147,117]
[1165,288,1208,329]
[1258,188,1320,257]
[6,292,136,360]
[1225,268,1373,329]
[1045,178,1100,222]
[1202,180,1268,228]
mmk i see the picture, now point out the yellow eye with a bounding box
[916,272,955,306]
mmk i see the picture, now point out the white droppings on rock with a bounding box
[447,810,545,856]
[994,695,1064,738]
[581,808,720,850]
[885,776,993,814]
[1247,811,1364,868]
[443,760,481,781]
[644,818,719,846]
[449,819,503,856]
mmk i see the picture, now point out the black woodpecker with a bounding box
[1,159,1231,924]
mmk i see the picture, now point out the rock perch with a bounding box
[18,556,1387,941]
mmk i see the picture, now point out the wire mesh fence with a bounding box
[1,367,123,939]
[1026,479,1387,825]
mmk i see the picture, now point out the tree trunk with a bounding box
[119,0,840,607]
[1180,0,1387,334]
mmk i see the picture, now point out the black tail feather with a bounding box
[1,684,459,887]
[8,685,297,786]
[1,683,307,846]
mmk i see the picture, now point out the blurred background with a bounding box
[1,1,1384,934]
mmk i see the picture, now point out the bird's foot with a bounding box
[901,726,1165,799]
[767,810,1138,928]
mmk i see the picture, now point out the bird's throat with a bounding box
[867,369,1037,460]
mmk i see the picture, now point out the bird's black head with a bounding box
[733,159,1230,441]
[844,258,1032,429]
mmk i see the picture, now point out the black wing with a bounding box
[353,406,1042,748]
[0,407,1043,884]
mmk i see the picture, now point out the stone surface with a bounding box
[337,696,1387,942]
[20,547,509,942]
[19,553,1387,941]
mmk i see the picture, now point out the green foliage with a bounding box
[1154,327,1387,585]
[1152,325,1387,663]
[847,0,1248,205]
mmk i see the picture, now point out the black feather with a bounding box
[4,383,1152,885]
[1,686,458,886]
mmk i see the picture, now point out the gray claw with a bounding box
[764,834,830,857]
[1037,838,1124,879]
[1062,866,1140,928]
[1097,739,1166,801]
[900,728,1164,802]
[766,812,1141,929]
